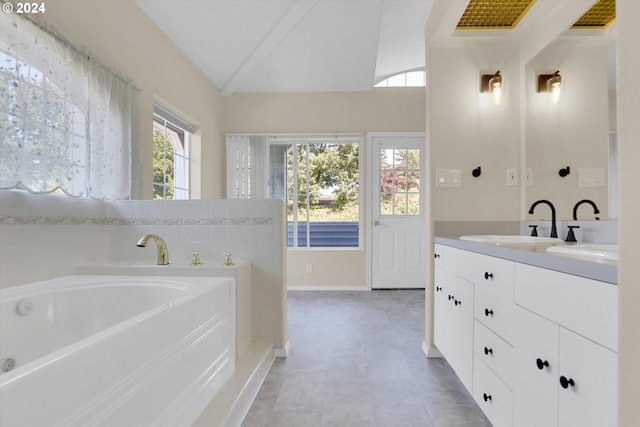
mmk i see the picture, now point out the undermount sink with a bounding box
[546,243,619,262]
[459,235,564,245]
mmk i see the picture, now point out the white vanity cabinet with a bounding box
[472,254,516,427]
[433,241,618,427]
[513,264,618,427]
[433,244,474,390]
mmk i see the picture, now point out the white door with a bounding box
[370,134,425,289]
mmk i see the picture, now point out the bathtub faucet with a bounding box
[136,234,170,265]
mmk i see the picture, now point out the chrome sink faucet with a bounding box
[136,234,170,265]
[528,200,558,238]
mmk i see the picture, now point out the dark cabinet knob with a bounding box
[434,253,441,259]
[436,286,442,292]
[484,308,494,317]
[448,295,454,301]
[484,347,493,356]
[483,393,492,402]
[559,376,575,389]
[484,272,494,280]
[454,299,461,306]
[536,358,549,370]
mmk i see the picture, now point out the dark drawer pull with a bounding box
[436,286,442,292]
[454,299,461,306]
[560,376,575,389]
[434,253,441,259]
[484,308,494,317]
[484,272,494,280]
[448,295,454,301]
[484,347,493,356]
[483,393,492,402]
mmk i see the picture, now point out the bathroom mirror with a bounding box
[524,36,616,221]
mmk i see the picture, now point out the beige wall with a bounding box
[429,46,522,222]
[223,89,426,134]
[617,1,640,425]
[526,45,610,220]
[224,89,425,288]
[44,0,225,199]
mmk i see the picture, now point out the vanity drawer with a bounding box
[474,320,515,387]
[443,246,474,283]
[473,354,513,427]
[474,254,516,343]
[514,263,617,351]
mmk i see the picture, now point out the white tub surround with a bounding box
[0,275,236,427]
[0,192,288,361]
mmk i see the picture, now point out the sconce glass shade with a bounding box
[481,71,502,105]
[538,71,562,102]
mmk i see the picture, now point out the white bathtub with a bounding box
[0,275,236,427]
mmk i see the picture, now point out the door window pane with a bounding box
[379,147,421,216]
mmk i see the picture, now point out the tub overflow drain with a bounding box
[1,357,16,373]
[16,299,33,316]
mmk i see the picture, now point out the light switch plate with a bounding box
[436,169,462,188]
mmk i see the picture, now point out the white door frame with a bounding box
[366,132,426,289]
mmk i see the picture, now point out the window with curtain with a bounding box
[0,12,133,199]
[153,105,192,200]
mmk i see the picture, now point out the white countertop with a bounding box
[434,237,617,285]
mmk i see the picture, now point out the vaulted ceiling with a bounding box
[135,0,616,96]
[135,0,434,95]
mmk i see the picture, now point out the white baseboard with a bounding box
[273,340,291,358]
[422,342,442,359]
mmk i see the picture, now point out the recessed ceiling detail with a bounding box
[456,0,536,30]
[571,0,615,29]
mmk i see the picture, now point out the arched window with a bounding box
[375,70,426,88]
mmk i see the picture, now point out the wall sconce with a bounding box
[481,71,502,105]
[558,166,570,177]
[538,71,562,103]
[472,166,482,177]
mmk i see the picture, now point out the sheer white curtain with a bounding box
[0,12,133,199]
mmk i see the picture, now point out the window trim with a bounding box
[152,105,192,200]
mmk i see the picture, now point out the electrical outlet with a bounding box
[305,263,313,273]
[506,168,518,186]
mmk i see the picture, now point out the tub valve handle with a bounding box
[192,252,202,266]
[223,252,234,266]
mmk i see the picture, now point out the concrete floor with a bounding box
[241,290,492,427]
